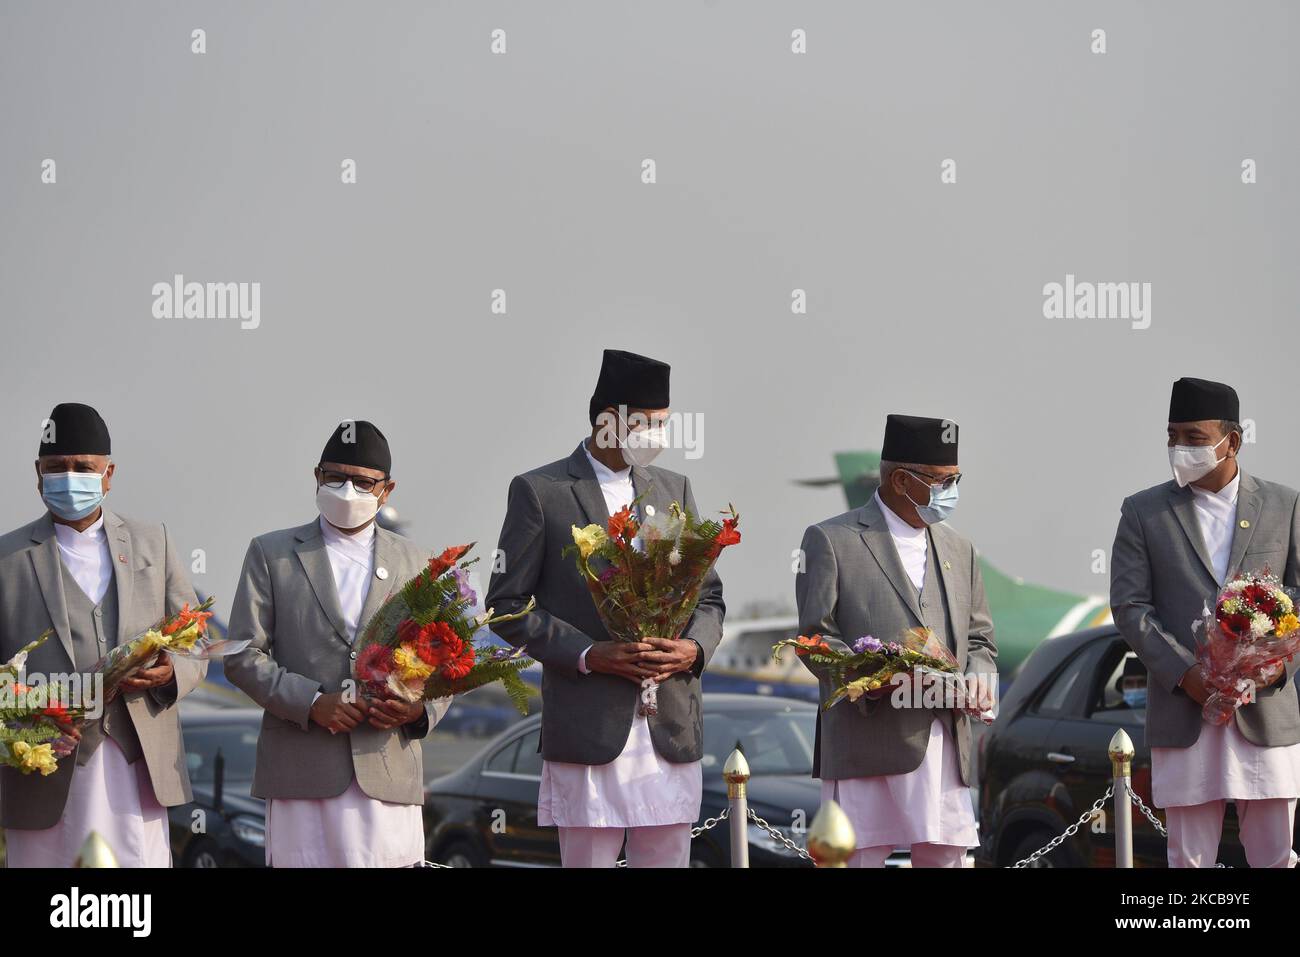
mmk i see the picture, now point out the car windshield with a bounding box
[702,705,816,775]
[183,722,260,785]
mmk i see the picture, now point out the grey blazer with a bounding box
[223,520,437,806]
[1109,470,1300,749]
[795,497,997,784]
[485,442,726,765]
[0,510,206,830]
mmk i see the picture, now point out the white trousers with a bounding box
[4,738,171,868]
[1165,798,1298,868]
[849,843,966,868]
[556,823,692,868]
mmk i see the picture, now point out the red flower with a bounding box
[428,544,473,579]
[162,603,214,637]
[413,621,463,665]
[793,634,831,656]
[396,618,423,645]
[440,646,476,681]
[356,644,395,682]
[607,506,638,543]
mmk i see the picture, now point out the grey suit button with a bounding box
[920,599,928,608]
[645,505,656,517]
[350,651,358,660]
[376,567,389,580]
[94,609,102,618]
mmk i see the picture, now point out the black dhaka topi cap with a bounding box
[1168,377,1239,424]
[39,402,111,457]
[881,414,959,466]
[320,420,391,474]
[589,349,671,424]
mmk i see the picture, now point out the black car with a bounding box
[423,693,821,867]
[169,706,266,867]
[976,624,1300,868]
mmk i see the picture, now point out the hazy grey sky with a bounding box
[2,2,1297,621]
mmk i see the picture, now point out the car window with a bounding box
[1090,644,1147,720]
[183,723,260,784]
[1032,642,1107,718]
[484,737,520,774]
[701,707,816,773]
[512,729,543,777]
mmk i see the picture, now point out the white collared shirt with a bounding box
[874,490,927,592]
[53,512,113,605]
[583,438,635,515]
[1189,470,1240,585]
[319,515,376,641]
[577,440,636,675]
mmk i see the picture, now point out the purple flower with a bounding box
[852,635,883,655]
[451,567,477,605]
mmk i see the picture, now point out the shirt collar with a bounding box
[52,512,106,546]
[583,438,631,484]
[1190,469,1240,505]
[319,514,377,551]
[874,490,926,540]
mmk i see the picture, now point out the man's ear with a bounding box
[103,462,115,492]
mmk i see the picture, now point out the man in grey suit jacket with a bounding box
[1111,377,1300,868]
[486,349,725,867]
[0,402,205,867]
[225,420,445,867]
[796,414,997,868]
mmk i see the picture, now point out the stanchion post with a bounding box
[723,748,750,868]
[807,799,855,868]
[1109,728,1135,869]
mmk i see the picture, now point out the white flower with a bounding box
[1224,578,1247,593]
[1251,613,1273,638]
[668,548,682,565]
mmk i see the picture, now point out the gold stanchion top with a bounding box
[723,748,750,784]
[73,831,120,868]
[807,799,855,867]
[1108,728,1135,777]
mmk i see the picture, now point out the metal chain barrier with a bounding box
[1124,782,1167,838]
[614,805,731,866]
[1009,785,1113,868]
[747,806,813,861]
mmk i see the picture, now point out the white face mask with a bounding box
[619,415,668,468]
[1168,433,1229,488]
[316,482,381,529]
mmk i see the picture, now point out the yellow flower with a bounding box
[571,524,608,560]
[13,741,58,776]
[1278,613,1300,636]
[392,643,434,682]
[1276,591,1295,614]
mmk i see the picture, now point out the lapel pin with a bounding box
[118,554,127,564]
[943,560,952,570]
[1240,519,1250,528]
[376,567,389,580]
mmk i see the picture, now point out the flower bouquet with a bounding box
[1,598,245,775]
[0,632,82,775]
[566,500,740,717]
[1193,569,1300,725]
[775,626,994,723]
[353,544,537,715]
[89,597,239,709]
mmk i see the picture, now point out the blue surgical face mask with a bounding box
[41,470,107,520]
[1123,687,1147,709]
[903,472,959,525]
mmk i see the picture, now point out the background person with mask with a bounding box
[1111,377,1300,868]
[0,402,205,867]
[485,348,725,868]
[1121,656,1148,710]
[224,420,447,867]
[795,414,998,868]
